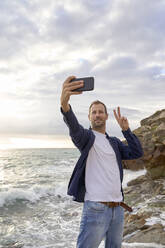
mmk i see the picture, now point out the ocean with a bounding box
[0,148,160,248]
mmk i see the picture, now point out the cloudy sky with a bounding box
[0,0,164,148]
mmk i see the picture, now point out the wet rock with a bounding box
[123,176,165,246]
[124,212,152,236]
[71,211,79,216]
[126,223,165,244]
[1,241,24,248]
[127,175,148,186]
[148,200,165,209]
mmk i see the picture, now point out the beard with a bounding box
[91,118,105,129]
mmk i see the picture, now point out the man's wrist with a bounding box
[61,103,70,112]
[122,127,130,132]
[122,128,129,131]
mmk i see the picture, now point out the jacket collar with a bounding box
[89,126,109,139]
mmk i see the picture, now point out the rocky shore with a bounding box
[122,109,165,247]
[123,175,165,246]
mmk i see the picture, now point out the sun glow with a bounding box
[0,136,75,149]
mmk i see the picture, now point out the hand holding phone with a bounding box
[70,77,94,92]
[61,76,94,112]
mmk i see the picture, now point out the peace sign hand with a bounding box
[113,107,129,131]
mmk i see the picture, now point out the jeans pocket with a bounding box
[86,201,106,212]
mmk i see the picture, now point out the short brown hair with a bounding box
[89,100,108,114]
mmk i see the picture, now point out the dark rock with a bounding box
[127,175,147,186]
[1,241,24,248]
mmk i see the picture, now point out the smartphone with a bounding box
[70,77,94,92]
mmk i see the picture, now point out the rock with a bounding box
[124,212,152,237]
[126,224,165,244]
[1,241,24,248]
[122,109,165,246]
[127,175,147,186]
[123,109,165,179]
[123,175,165,246]
[148,200,165,209]
[123,159,144,171]
[71,211,79,216]
[140,110,165,126]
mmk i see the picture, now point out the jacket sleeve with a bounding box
[60,105,91,152]
[115,128,143,160]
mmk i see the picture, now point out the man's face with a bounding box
[88,104,108,129]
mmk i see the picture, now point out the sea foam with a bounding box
[122,242,165,248]
[0,183,68,207]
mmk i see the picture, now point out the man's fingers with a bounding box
[113,107,129,130]
[113,107,121,120]
[62,79,83,101]
[64,75,76,84]
[64,80,83,90]
[65,82,83,93]
[70,81,83,90]
[70,91,83,95]
[117,106,121,118]
[113,109,119,122]
[64,76,83,86]
[121,116,126,120]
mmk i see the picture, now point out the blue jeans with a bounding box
[77,201,124,248]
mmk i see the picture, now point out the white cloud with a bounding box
[0,0,164,147]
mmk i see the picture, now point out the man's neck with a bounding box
[92,128,106,134]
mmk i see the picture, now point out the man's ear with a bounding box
[88,114,90,121]
[106,114,108,120]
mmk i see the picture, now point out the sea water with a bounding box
[0,148,161,248]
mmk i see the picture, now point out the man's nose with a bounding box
[96,112,100,117]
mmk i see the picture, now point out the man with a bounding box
[60,76,143,248]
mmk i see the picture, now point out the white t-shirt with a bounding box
[85,130,123,202]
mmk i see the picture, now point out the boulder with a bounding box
[123,109,165,179]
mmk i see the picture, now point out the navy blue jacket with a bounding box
[61,106,143,202]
